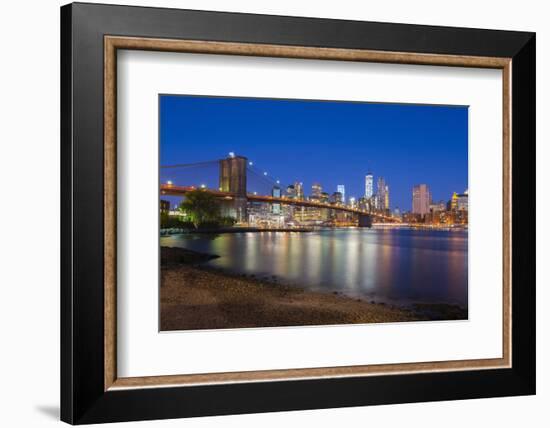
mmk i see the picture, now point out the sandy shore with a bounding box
[160,247,467,331]
[160,252,431,331]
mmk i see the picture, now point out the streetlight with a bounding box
[166,180,172,185]
[200,184,206,189]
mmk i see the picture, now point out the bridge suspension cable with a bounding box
[247,164,279,186]
[160,159,221,169]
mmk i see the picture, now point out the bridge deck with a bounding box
[160,184,398,222]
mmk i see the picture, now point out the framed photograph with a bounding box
[61,2,535,424]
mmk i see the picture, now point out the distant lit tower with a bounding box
[377,177,387,211]
[294,182,304,200]
[412,184,431,215]
[384,185,390,210]
[365,173,373,198]
[337,185,346,203]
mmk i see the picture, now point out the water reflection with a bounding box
[161,228,468,307]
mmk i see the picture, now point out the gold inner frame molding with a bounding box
[104,35,512,391]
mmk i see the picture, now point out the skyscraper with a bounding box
[377,177,387,211]
[331,192,343,204]
[450,192,459,211]
[311,183,322,199]
[337,185,346,203]
[457,189,469,211]
[412,184,431,215]
[294,182,304,200]
[365,173,373,198]
[384,185,390,210]
[286,184,296,199]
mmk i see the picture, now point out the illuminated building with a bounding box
[365,173,373,198]
[412,184,431,215]
[294,182,304,200]
[384,185,390,210]
[358,197,368,211]
[349,197,357,208]
[337,185,346,203]
[429,200,446,212]
[331,192,343,205]
[311,183,322,199]
[457,189,468,211]
[286,184,296,199]
[450,192,459,211]
[377,177,388,211]
[320,192,330,203]
[272,185,281,214]
[247,201,284,228]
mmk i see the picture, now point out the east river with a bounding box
[160,227,468,308]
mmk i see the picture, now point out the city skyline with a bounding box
[160,95,468,210]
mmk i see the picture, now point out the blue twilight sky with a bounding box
[160,95,468,211]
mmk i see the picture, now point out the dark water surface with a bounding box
[161,228,468,307]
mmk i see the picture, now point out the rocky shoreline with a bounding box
[160,246,467,331]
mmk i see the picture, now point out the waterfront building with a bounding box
[365,173,373,198]
[429,200,446,213]
[412,184,431,215]
[294,207,324,224]
[248,200,285,228]
[450,192,459,211]
[457,189,468,211]
[337,184,346,203]
[320,192,330,203]
[403,211,422,223]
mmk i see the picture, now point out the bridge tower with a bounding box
[219,155,248,222]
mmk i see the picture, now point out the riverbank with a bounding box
[161,247,465,331]
[161,264,428,330]
[161,226,314,236]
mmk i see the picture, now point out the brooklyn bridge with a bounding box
[160,154,399,227]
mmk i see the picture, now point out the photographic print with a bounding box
[159,95,469,331]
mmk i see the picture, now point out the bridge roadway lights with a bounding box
[358,214,373,228]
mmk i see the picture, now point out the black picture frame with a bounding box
[61,2,535,424]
